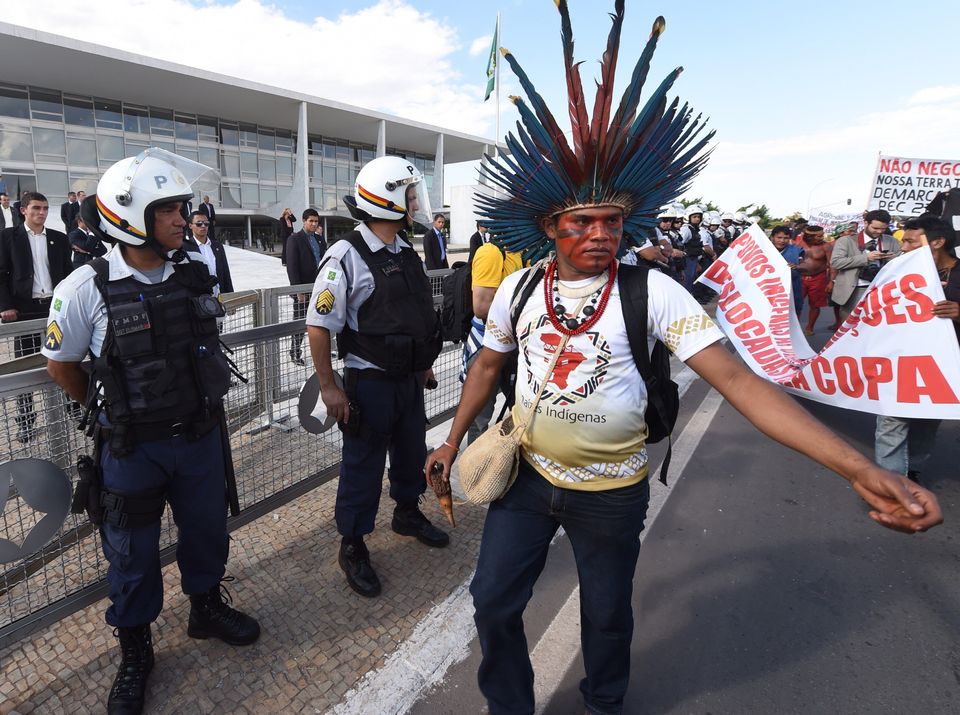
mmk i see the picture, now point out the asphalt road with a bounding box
[408,332,960,714]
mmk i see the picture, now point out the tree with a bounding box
[679,197,720,212]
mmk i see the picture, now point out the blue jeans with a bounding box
[470,458,651,715]
[100,426,229,627]
[874,415,941,475]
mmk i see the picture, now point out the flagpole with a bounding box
[494,12,501,159]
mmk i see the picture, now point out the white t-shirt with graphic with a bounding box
[483,266,724,491]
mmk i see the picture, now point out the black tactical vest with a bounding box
[337,230,442,375]
[90,256,231,434]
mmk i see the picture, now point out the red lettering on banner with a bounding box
[900,274,934,321]
[879,158,912,174]
[861,357,893,400]
[918,161,960,177]
[734,319,766,339]
[860,275,935,326]
[835,356,865,398]
[811,357,835,394]
[897,356,960,404]
[879,282,907,325]
[783,371,811,391]
[726,302,752,324]
[717,282,741,309]
[703,260,731,285]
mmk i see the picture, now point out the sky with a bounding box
[18,0,960,218]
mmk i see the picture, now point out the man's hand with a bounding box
[320,381,350,424]
[425,440,459,485]
[1,308,18,322]
[850,467,943,533]
[932,299,960,320]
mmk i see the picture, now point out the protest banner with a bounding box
[697,225,960,419]
[868,154,960,217]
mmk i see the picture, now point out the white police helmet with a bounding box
[705,211,721,226]
[685,204,705,219]
[657,206,678,220]
[733,211,747,224]
[85,148,218,246]
[720,212,734,222]
[345,155,432,225]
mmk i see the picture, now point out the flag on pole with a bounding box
[483,19,498,102]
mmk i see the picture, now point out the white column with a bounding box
[298,101,310,209]
[479,143,490,186]
[376,120,386,158]
[246,215,253,248]
[434,133,445,209]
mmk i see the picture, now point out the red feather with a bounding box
[591,0,625,171]
[557,0,590,166]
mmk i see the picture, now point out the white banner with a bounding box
[697,225,960,418]
[868,154,960,217]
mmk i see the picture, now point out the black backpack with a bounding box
[509,263,680,483]
[439,261,473,343]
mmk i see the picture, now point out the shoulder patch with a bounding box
[45,321,63,351]
[315,289,335,315]
[322,267,342,286]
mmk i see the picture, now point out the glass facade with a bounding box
[0,82,435,218]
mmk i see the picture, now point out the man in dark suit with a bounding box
[0,191,21,230]
[68,216,107,268]
[183,211,234,293]
[423,213,448,269]
[60,191,80,233]
[285,208,326,364]
[468,221,487,263]
[198,195,217,240]
[0,191,73,442]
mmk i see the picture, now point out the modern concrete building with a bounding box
[0,22,496,245]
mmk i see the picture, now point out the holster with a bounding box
[71,428,105,526]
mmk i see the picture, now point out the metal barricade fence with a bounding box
[0,273,458,649]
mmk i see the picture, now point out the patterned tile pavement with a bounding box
[0,476,486,714]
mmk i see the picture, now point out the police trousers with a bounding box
[99,426,229,627]
[336,369,428,537]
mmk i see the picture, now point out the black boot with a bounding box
[187,578,261,646]
[339,537,381,597]
[392,502,450,548]
[108,624,154,715]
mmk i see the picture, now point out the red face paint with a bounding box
[550,207,623,279]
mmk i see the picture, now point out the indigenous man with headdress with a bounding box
[425,3,941,713]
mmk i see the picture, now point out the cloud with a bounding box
[907,85,960,105]
[470,35,493,56]
[21,0,498,137]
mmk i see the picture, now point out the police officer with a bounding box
[306,155,447,598]
[42,149,259,715]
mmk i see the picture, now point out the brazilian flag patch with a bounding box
[45,321,63,351]
[315,289,335,315]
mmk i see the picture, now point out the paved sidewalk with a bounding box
[0,476,486,714]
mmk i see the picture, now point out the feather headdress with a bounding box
[477,0,715,263]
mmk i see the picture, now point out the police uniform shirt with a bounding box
[40,247,203,361]
[304,222,411,371]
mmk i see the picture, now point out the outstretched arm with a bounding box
[685,343,942,533]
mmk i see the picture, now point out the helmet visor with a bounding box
[120,147,220,201]
[401,176,433,228]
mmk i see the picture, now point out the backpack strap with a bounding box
[508,265,545,334]
[618,263,673,485]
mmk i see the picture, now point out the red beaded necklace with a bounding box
[544,259,618,336]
